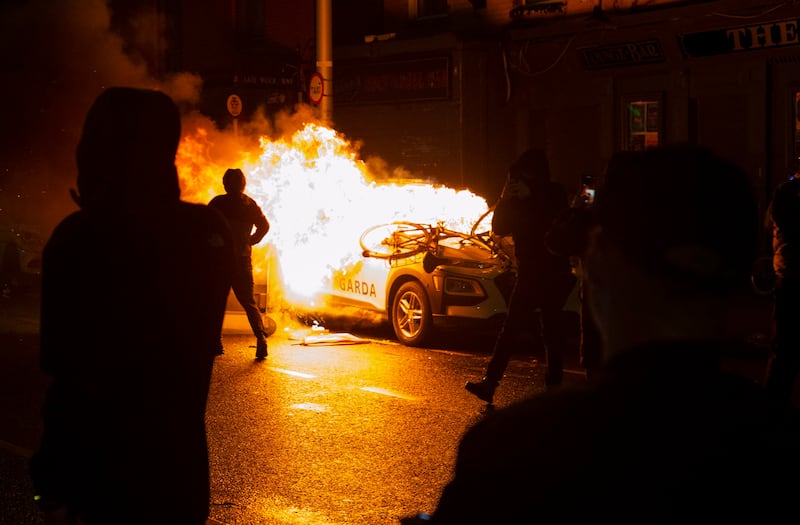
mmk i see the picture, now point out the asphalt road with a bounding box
[0,287,774,524]
[0,294,590,525]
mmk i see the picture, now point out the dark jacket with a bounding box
[31,202,234,524]
[545,205,593,259]
[430,342,800,524]
[492,179,572,298]
[208,192,269,258]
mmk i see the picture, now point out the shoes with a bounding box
[255,339,268,360]
[465,378,497,404]
[216,341,224,355]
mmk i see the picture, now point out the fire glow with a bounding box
[176,117,490,314]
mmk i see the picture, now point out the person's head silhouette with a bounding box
[74,87,181,213]
[586,143,759,358]
[222,168,246,194]
[508,148,550,186]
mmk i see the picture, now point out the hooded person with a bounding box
[465,147,574,403]
[73,87,182,215]
[30,87,235,525]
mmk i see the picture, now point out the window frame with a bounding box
[620,92,664,151]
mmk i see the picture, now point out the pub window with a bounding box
[622,95,662,151]
[410,0,448,19]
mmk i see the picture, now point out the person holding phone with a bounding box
[546,173,603,380]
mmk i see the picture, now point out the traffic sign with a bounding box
[226,94,242,117]
[309,72,324,105]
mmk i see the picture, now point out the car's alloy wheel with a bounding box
[392,281,433,346]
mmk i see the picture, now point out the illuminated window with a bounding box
[622,95,662,151]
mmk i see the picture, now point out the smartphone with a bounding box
[580,174,595,205]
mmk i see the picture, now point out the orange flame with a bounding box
[176,113,491,314]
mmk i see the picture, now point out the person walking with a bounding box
[402,143,800,524]
[209,168,271,359]
[765,173,800,408]
[30,87,235,525]
[465,148,574,403]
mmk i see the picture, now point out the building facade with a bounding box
[330,0,800,238]
[116,0,316,128]
[130,0,800,242]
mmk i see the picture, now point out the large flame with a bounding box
[176,112,491,315]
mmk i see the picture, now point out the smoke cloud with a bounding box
[0,0,202,236]
[0,0,395,241]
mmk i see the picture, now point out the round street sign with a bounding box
[226,94,242,117]
[309,72,324,105]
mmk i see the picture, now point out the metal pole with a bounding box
[316,0,333,125]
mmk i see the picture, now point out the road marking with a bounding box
[269,367,316,379]
[289,402,327,412]
[360,386,418,400]
[425,349,474,357]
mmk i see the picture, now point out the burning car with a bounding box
[175,121,517,345]
[304,219,516,346]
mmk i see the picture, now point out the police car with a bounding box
[315,221,516,346]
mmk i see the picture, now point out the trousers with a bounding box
[230,256,266,340]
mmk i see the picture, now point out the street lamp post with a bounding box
[316,0,333,125]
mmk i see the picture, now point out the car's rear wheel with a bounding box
[391,281,433,346]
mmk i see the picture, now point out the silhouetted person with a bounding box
[408,144,800,524]
[765,175,800,408]
[465,148,574,403]
[545,179,603,380]
[30,87,234,525]
[209,168,270,359]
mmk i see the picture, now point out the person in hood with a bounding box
[30,87,234,525]
[465,148,575,403]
